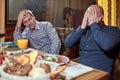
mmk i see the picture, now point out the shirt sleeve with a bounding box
[90,22,120,51]
[13,27,28,42]
[13,27,21,42]
[64,26,86,48]
[45,22,61,54]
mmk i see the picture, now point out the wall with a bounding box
[3,0,95,41]
[1,0,120,41]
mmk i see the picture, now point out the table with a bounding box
[70,61,108,80]
[38,50,108,80]
[3,48,109,80]
[32,50,108,80]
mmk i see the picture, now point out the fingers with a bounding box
[81,11,88,29]
[19,10,28,18]
[16,10,27,27]
[87,7,100,25]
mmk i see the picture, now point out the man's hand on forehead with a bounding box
[23,10,28,17]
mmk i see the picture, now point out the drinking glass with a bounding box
[17,35,28,53]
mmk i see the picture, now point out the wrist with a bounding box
[81,25,86,29]
[16,23,22,28]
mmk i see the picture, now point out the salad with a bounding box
[37,54,69,64]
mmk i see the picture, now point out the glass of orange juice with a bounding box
[17,35,28,53]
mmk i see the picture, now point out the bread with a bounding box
[50,65,67,79]
[40,63,51,73]
[16,54,30,65]
[29,67,46,76]
[13,50,38,65]
[27,50,39,65]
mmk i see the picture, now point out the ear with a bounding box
[98,15,104,22]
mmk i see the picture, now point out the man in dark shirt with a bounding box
[64,5,120,79]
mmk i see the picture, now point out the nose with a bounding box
[27,21,31,25]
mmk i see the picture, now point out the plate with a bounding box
[37,54,70,65]
[6,48,34,55]
[0,63,50,80]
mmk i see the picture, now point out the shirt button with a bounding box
[85,51,87,53]
[82,59,85,62]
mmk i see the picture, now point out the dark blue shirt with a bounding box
[65,22,120,74]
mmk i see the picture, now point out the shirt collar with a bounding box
[28,20,40,32]
[35,21,40,30]
[99,21,106,28]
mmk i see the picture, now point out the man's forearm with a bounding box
[13,27,21,42]
[64,26,85,48]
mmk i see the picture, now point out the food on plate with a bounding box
[0,44,6,54]
[38,54,70,64]
[1,50,69,80]
[15,50,39,65]
[16,54,30,65]
[0,47,5,54]
[0,54,3,65]
[27,50,39,65]
[50,65,67,80]
[4,59,32,76]
[29,67,46,76]
[5,50,39,65]
[40,63,51,73]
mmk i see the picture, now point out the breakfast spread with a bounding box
[0,49,94,80]
[0,50,70,80]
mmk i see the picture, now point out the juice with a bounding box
[17,39,28,50]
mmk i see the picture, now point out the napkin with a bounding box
[6,48,34,55]
[0,42,14,45]
[0,42,14,48]
[60,64,93,80]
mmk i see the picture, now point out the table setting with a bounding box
[0,41,94,80]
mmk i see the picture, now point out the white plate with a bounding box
[6,48,34,55]
[37,54,70,65]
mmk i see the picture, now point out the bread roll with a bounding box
[16,54,30,65]
[27,50,39,65]
[40,63,51,73]
[29,67,46,76]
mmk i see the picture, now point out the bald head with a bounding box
[84,5,104,25]
[87,5,104,18]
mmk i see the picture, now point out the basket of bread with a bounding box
[0,50,68,80]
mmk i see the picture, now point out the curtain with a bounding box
[46,0,70,27]
[118,0,120,29]
[46,0,95,27]
[98,0,118,27]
